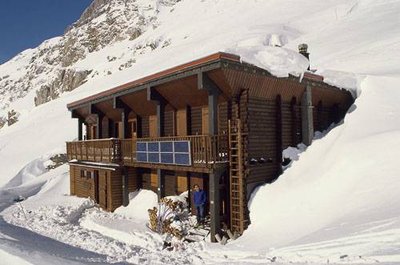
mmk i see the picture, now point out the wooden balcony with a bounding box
[67,135,229,172]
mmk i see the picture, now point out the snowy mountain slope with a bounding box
[0,0,180,120]
[1,0,400,264]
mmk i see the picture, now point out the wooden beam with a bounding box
[198,72,221,135]
[78,118,83,141]
[209,169,224,243]
[122,167,129,207]
[68,61,222,110]
[157,169,165,199]
[120,108,129,139]
[71,109,83,119]
[113,97,131,111]
[301,85,314,145]
[197,72,222,94]
[276,95,283,175]
[88,104,105,139]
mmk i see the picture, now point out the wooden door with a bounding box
[176,109,187,136]
[98,171,108,209]
[177,172,188,194]
[150,170,158,191]
[202,106,209,134]
[149,115,157,137]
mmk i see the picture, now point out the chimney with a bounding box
[298,43,310,70]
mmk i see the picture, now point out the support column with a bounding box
[85,123,89,140]
[108,118,115,138]
[96,113,104,139]
[147,86,167,200]
[121,108,130,139]
[301,85,314,145]
[198,72,221,135]
[209,169,223,243]
[122,167,129,206]
[208,89,219,135]
[136,115,143,138]
[78,118,83,140]
[156,101,165,137]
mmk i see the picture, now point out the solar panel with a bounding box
[136,140,191,166]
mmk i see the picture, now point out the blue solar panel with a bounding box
[137,152,147,162]
[148,152,160,163]
[161,152,174,163]
[136,140,191,166]
[160,141,173,152]
[175,153,190,165]
[148,142,159,152]
[137,142,147,152]
[174,141,189,153]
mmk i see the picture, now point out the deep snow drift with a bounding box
[1,0,400,264]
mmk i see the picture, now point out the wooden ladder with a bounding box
[228,119,247,234]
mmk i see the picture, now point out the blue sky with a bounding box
[0,0,92,64]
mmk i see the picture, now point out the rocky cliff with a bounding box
[0,0,179,128]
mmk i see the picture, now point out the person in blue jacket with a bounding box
[193,184,207,226]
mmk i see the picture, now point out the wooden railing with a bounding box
[66,138,121,164]
[66,135,228,168]
[136,135,229,166]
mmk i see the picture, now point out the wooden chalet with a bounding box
[66,52,354,242]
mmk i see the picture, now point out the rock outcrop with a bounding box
[0,0,180,125]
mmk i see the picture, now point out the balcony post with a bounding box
[89,104,105,139]
[121,108,129,139]
[199,73,225,242]
[113,97,135,139]
[71,110,85,141]
[209,168,223,243]
[301,85,314,146]
[78,118,83,140]
[108,118,115,138]
[96,114,104,139]
[122,167,129,207]
[147,86,167,199]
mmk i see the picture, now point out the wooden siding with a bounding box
[202,106,209,134]
[190,106,202,135]
[246,97,280,184]
[165,172,177,196]
[149,115,157,137]
[218,101,229,135]
[140,169,158,193]
[164,111,175,136]
[141,116,150,138]
[176,109,187,136]
[69,165,142,212]
[221,68,305,101]
[126,167,140,193]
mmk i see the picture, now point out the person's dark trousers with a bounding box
[195,204,205,224]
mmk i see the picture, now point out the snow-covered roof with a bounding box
[67,51,327,110]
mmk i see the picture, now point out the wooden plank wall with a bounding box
[126,167,140,193]
[70,165,96,199]
[140,169,158,193]
[109,169,123,211]
[218,101,229,135]
[163,111,174,136]
[165,171,177,196]
[70,165,141,212]
[142,116,150,138]
[190,106,202,135]
[246,97,280,184]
